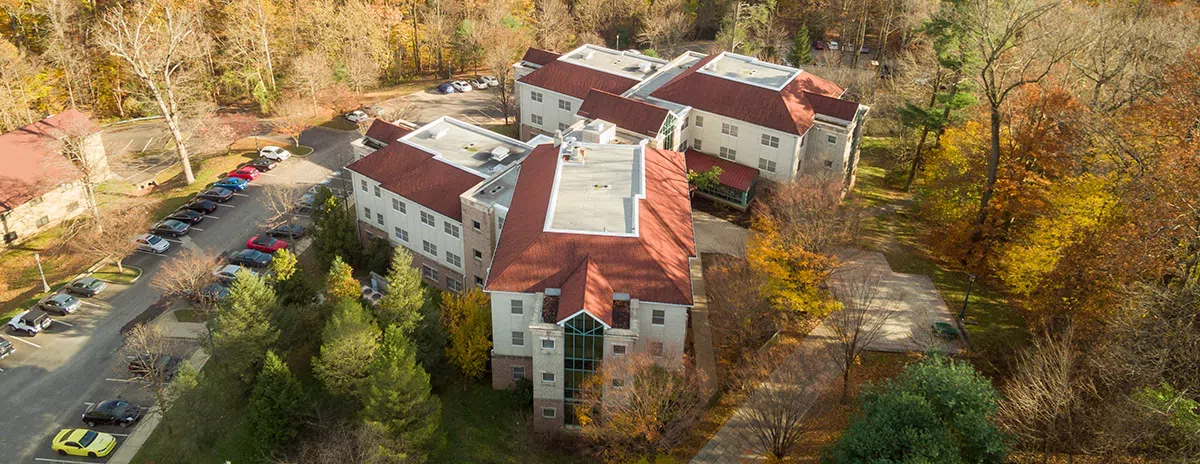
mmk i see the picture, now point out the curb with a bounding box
[92,265,144,284]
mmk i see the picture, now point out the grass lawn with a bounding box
[0,226,94,319]
[133,366,258,464]
[319,116,359,131]
[172,309,210,323]
[92,263,141,284]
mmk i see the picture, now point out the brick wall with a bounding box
[532,398,565,430]
[459,198,496,289]
[358,220,464,292]
[491,354,532,390]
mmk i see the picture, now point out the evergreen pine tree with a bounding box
[361,325,441,451]
[375,247,426,336]
[789,27,813,66]
[248,351,307,453]
[325,255,361,302]
[313,298,381,396]
[208,270,280,381]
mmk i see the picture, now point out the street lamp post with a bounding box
[958,273,976,320]
[35,252,50,293]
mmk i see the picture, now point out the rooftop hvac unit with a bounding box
[638,62,651,73]
[584,50,595,59]
[429,127,449,139]
[490,146,511,161]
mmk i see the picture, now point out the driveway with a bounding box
[693,210,747,257]
[0,125,355,462]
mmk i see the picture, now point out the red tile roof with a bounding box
[345,142,484,220]
[557,258,615,325]
[364,119,412,145]
[521,48,561,66]
[806,91,860,122]
[0,110,95,213]
[518,60,640,100]
[577,89,670,137]
[684,149,760,192]
[487,144,696,306]
[649,54,852,135]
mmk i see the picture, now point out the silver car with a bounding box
[39,293,82,316]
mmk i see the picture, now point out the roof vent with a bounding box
[429,127,449,139]
[490,146,511,161]
[584,50,595,59]
[487,184,505,194]
[638,62,651,73]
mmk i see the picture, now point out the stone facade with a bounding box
[533,398,565,430]
[358,220,464,292]
[491,354,532,390]
[1,180,89,248]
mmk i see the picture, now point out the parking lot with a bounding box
[0,125,357,462]
[373,84,509,126]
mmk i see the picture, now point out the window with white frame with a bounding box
[721,123,738,137]
[422,240,437,256]
[360,179,368,192]
[693,139,702,150]
[531,114,543,125]
[718,146,737,161]
[681,116,688,129]
[447,278,462,293]
[373,185,381,197]
[473,249,483,261]
[421,265,438,281]
[444,222,460,238]
[531,91,543,102]
[558,99,571,111]
[541,407,556,419]
[511,300,524,315]
[512,331,524,346]
[652,309,665,325]
[827,134,837,144]
[651,341,665,356]
[420,211,435,227]
[761,134,779,148]
[364,207,372,219]
[392,198,405,213]
[376,213,384,225]
[446,251,461,268]
[558,122,568,132]
[512,366,526,380]
[758,158,777,173]
[612,344,627,356]
[541,338,555,350]
[694,115,704,127]
[394,227,409,242]
[542,372,555,383]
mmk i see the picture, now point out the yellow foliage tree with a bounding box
[324,255,360,302]
[441,288,492,379]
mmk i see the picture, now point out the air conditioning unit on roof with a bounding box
[429,127,449,139]
[638,62,651,73]
[490,146,511,161]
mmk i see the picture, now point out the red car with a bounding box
[227,166,260,182]
[814,40,826,50]
[246,235,289,253]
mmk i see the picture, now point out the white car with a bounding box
[469,78,488,90]
[133,234,170,254]
[345,110,369,123]
[451,81,472,92]
[212,264,256,283]
[828,41,840,51]
[482,75,499,87]
[259,146,292,161]
[8,309,53,335]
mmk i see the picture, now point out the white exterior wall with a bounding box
[517,82,583,134]
[680,110,802,182]
[798,121,853,180]
[634,300,688,366]
[489,291,539,358]
[350,171,468,274]
[531,322,565,402]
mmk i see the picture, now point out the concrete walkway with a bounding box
[693,210,748,257]
[690,258,719,398]
[690,250,956,463]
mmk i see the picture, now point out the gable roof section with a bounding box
[345,142,484,220]
[364,119,412,145]
[577,89,670,137]
[0,109,94,213]
[518,59,640,100]
[521,48,561,66]
[557,258,615,325]
[486,144,696,306]
[649,54,850,135]
[805,91,860,122]
[684,149,759,192]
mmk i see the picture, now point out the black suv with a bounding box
[183,199,218,214]
[166,208,204,225]
[82,400,144,428]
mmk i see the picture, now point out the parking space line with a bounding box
[164,239,183,244]
[190,227,205,232]
[105,378,144,383]
[216,204,235,208]
[84,402,94,407]
[460,112,482,124]
[203,215,219,219]
[34,458,94,463]
[54,320,74,327]
[232,193,249,197]
[79,301,106,308]
[260,172,278,177]
[109,433,131,437]
[134,251,168,258]
[11,337,41,348]
[0,367,5,372]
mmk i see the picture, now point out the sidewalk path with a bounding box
[108,348,210,464]
[690,258,719,398]
[693,210,747,258]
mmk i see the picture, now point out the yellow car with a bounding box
[51,428,117,458]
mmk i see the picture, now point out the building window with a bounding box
[824,159,835,169]
[718,146,736,161]
[420,211,435,227]
[694,115,703,127]
[531,114,543,125]
[498,216,505,230]
[364,207,372,220]
[558,122,568,132]
[612,344,627,356]
[541,407,556,419]
[563,313,605,425]
[761,134,779,148]
[651,341,665,356]
[472,220,481,231]
[373,185,381,197]
[511,300,524,315]
[512,331,525,347]
[444,222,460,238]
[376,213,384,225]
[360,180,368,192]
[681,116,689,129]
[36,216,49,227]
[422,240,437,256]
[542,339,555,350]
[421,265,438,281]
[558,99,572,111]
[392,198,405,213]
[474,276,484,286]
[512,366,526,380]
[473,249,483,261]
[758,158,777,173]
[446,252,462,268]
[531,91,543,103]
[721,123,738,137]
[542,372,555,383]
[447,278,462,293]
[693,139,702,151]
[394,227,409,242]
[827,134,837,144]
[652,309,665,325]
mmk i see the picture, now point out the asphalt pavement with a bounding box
[0,125,357,463]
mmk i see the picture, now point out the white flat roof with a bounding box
[545,142,646,236]
[402,117,532,177]
[698,52,799,90]
[558,44,667,82]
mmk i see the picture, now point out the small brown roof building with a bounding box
[0,109,96,214]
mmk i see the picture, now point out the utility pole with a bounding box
[35,253,50,293]
[958,273,976,320]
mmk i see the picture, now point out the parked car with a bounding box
[8,309,52,335]
[65,277,107,297]
[345,110,369,122]
[227,249,272,268]
[860,45,871,54]
[151,219,190,237]
[469,78,488,90]
[828,40,839,51]
[133,234,170,254]
[213,177,249,192]
[437,82,457,94]
[226,166,260,182]
[51,429,117,458]
[482,75,499,87]
[127,353,181,379]
[296,191,317,212]
[212,264,256,283]
[196,187,234,203]
[814,40,825,50]
[246,235,289,253]
[166,208,204,225]
[267,223,307,239]
[38,294,82,316]
[259,145,292,161]
[197,283,231,302]
[246,158,277,172]
[0,336,14,359]
[183,199,218,214]
[82,400,144,428]
[451,80,472,92]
